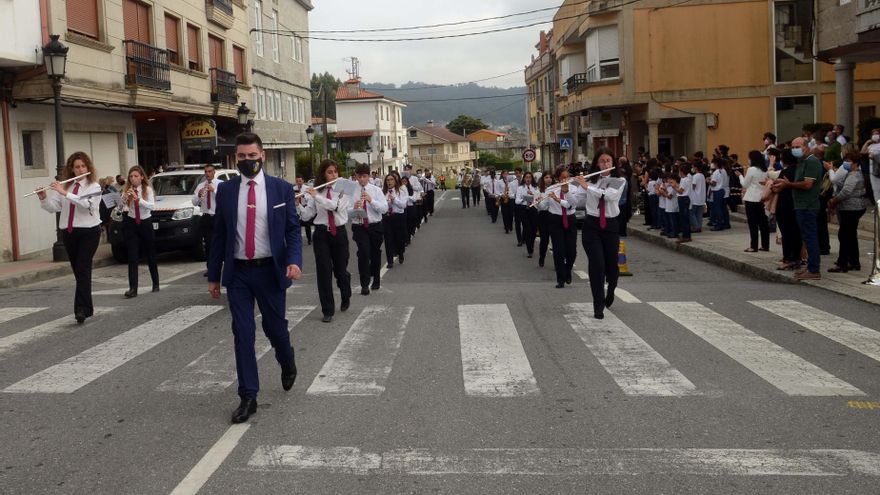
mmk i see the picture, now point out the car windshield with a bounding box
[151,175,202,196]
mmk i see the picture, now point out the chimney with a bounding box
[427,120,434,127]
[538,31,547,54]
[345,77,361,98]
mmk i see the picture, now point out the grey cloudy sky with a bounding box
[308,0,561,88]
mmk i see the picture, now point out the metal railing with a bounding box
[124,40,171,91]
[210,0,234,15]
[565,73,589,94]
[210,68,238,104]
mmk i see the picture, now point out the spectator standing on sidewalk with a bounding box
[772,150,802,270]
[776,137,823,280]
[740,151,770,252]
[689,161,707,233]
[859,128,880,202]
[709,158,730,230]
[828,152,869,273]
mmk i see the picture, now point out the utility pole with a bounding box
[320,83,330,160]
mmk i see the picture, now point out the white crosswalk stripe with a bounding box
[0,307,48,325]
[307,305,413,396]
[156,306,315,394]
[564,303,698,396]
[458,304,539,397]
[650,302,864,396]
[751,300,880,363]
[0,308,119,358]
[4,306,222,394]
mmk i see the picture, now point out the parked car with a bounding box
[108,166,239,263]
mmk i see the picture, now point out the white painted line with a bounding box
[751,300,880,364]
[157,307,314,394]
[458,304,539,397]
[564,303,698,396]
[4,306,222,393]
[615,288,641,304]
[0,307,48,325]
[307,305,413,396]
[379,266,388,279]
[574,270,588,280]
[433,190,450,211]
[247,446,880,477]
[0,308,119,358]
[650,302,864,396]
[92,286,169,296]
[170,424,250,495]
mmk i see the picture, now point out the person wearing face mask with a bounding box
[192,164,223,276]
[121,165,159,298]
[828,152,869,273]
[859,128,880,201]
[208,133,302,423]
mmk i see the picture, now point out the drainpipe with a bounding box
[3,99,21,260]
[39,0,50,44]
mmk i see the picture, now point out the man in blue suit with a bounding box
[208,133,303,423]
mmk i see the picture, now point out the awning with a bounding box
[335,130,375,139]
[590,128,620,138]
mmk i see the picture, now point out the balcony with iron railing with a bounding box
[124,40,171,91]
[210,68,238,104]
[206,0,235,28]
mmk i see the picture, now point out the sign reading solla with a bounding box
[181,118,218,152]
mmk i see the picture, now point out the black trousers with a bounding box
[537,210,551,262]
[642,191,652,225]
[382,213,407,263]
[818,197,831,254]
[483,191,491,215]
[776,208,801,263]
[582,216,620,314]
[548,214,577,285]
[836,209,866,269]
[407,204,421,238]
[514,204,524,243]
[199,214,214,267]
[62,226,101,316]
[471,186,482,205]
[460,186,470,207]
[745,200,770,250]
[487,196,499,223]
[352,223,384,288]
[302,219,313,244]
[500,200,514,232]
[124,216,159,291]
[313,224,351,317]
[425,190,435,216]
[521,206,537,255]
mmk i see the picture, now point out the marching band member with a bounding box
[539,165,581,288]
[511,168,524,245]
[293,176,313,245]
[401,176,418,243]
[481,169,493,218]
[573,148,623,320]
[383,173,408,267]
[499,170,515,234]
[349,164,388,295]
[515,171,539,258]
[306,159,352,323]
[536,171,554,267]
[122,165,159,298]
[470,169,482,206]
[192,164,223,274]
[423,170,436,220]
[36,151,102,323]
[457,169,470,208]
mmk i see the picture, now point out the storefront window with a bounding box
[775,96,814,142]
[774,0,814,83]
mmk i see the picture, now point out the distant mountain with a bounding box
[363,82,527,130]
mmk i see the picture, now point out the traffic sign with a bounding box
[559,137,573,150]
[522,148,536,163]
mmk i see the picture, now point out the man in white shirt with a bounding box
[689,162,707,233]
[422,170,436,220]
[349,164,389,295]
[192,164,223,275]
[293,176,313,245]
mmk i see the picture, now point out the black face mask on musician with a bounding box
[237,159,262,178]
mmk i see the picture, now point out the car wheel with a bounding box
[111,243,127,263]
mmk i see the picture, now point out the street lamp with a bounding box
[237,102,252,131]
[305,125,315,178]
[365,143,372,172]
[43,34,69,262]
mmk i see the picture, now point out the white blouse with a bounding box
[40,179,102,229]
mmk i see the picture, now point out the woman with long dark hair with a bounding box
[122,165,159,298]
[401,176,418,245]
[539,165,580,288]
[740,150,770,252]
[515,171,539,258]
[37,151,102,323]
[536,171,554,267]
[772,150,803,270]
[382,173,408,268]
[307,159,352,323]
[574,147,622,319]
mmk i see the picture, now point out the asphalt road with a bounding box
[1,190,879,494]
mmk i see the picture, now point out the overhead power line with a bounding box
[363,69,525,92]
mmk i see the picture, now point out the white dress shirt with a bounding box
[348,182,388,224]
[40,179,102,229]
[387,187,408,214]
[410,177,424,202]
[664,185,679,212]
[307,185,351,227]
[690,173,706,206]
[646,179,657,196]
[740,167,767,203]
[124,185,155,220]
[235,171,271,260]
[192,178,224,215]
[710,169,725,192]
[676,175,692,197]
[295,186,315,221]
[422,176,436,192]
[481,175,493,194]
[515,184,538,205]
[584,182,622,218]
[542,185,582,216]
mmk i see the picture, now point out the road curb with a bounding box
[0,256,118,289]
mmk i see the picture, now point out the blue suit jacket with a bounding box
[207,174,302,290]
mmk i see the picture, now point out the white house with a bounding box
[334,78,407,176]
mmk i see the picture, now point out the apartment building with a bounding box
[524,30,559,168]
[407,122,477,175]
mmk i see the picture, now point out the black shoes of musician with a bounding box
[152,284,160,293]
[517,242,523,247]
[361,286,370,296]
[566,273,572,285]
[594,310,605,320]
[371,281,380,290]
[386,262,394,269]
[527,253,533,259]
[555,282,565,289]
[398,254,404,264]
[340,298,350,312]
[538,258,544,267]
[75,312,86,325]
[505,229,510,234]
[124,289,137,298]
[322,314,333,323]
[605,291,615,309]
[231,398,257,424]
[203,271,208,277]
[281,352,297,391]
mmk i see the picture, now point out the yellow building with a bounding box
[525,30,559,167]
[548,0,880,161]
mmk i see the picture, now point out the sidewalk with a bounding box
[0,243,116,289]
[627,214,880,306]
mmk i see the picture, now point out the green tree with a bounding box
[446,115,489,137]
[311,72,342,120]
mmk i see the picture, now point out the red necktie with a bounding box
[362,192,369,228]
[326,188,337,237]
[246,180,256,259]
[206,180,212,210]
[599,197,607,230]
[560,190,569,229]
[134,189,141,225]
[66,182,80,233]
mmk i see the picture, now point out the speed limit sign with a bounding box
[522,148,536,162]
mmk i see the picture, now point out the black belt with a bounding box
[234,257,273,267]
[315,224,347,231]
[353,222,381,228]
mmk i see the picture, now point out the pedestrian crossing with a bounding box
[0,299,878,398]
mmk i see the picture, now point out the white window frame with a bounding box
[275,92,282,121]
[299,98,305,124]
[258,88,266,121]
[294,37,303,63]
[771,0,816,85]
[288,95,294,123]
[271,11,279,63]
[252,88,259,119]
[254,1,264,57]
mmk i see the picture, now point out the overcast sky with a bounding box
[308,0,560,89]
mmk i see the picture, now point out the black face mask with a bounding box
[237,159,262,178]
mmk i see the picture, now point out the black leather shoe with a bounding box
[517,242,523,247]
[322,314,333,323]
[527,253,533,258]
[386,262,393,269]
[231,398,257,424]
[398,254,404,264]
[361,287,370,295]
[340,298,350,312]
[124,289,137,299]
[555,282,565,288]
[152,285,160,293]
[605,291,615,309]
[566,274,572,284]
[538,258,545,267]
[75,312,86,325]
[594,310,605,320]
[281,352,297,391]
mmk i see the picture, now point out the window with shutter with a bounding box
[123,0,151,44]
[209,35,224,69]
[67,0,100,39]
[233,46,246,83]
[165,15,180,65]
[187,24,201,71]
